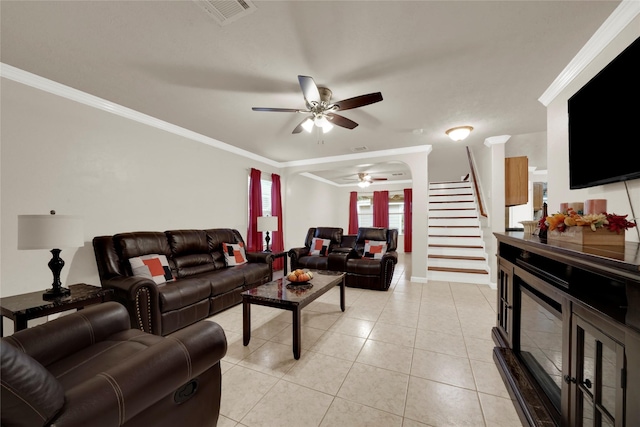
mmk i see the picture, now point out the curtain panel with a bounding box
[404,188,412,252]
[271,174,284,270]
[348,191,359,235]
[247,168,263,252]
[372,190,389,228]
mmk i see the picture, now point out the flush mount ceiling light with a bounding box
[445,126,474,141]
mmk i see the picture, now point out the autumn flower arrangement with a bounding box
[538,208,636,234]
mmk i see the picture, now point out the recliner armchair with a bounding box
[1,301,226,427]
[344,227,398,291]
[288,227,349,271]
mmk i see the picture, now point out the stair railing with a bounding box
[466,146,488,218]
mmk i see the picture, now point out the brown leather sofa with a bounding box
[93,228,272,336]
[289,226,398,291]
[1,301,226,427]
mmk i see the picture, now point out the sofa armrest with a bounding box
[2,302,131,367]
[99,276,161,334]
[246,251,273,264]
[48,321,227,427]
[288,247,310,270]
[327,252,349,271]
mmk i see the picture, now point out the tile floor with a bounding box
[207,254,525,427]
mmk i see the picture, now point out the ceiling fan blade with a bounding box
[333,92,383,111]
[298,75,321,104]
[327,113,358,129]
[371,178,388,181]
[252,107,303,113]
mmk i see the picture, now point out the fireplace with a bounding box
[517,280,564,419]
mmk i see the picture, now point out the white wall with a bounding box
[0,78,281,301]
[546,18,640,243]
[284,173,344,250]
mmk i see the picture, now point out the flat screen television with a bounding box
[567,36,640,189]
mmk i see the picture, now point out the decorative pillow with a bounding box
[309,237,331,256]
[129,254,175,284]
[363,240,387,259]
[222,242,248,266]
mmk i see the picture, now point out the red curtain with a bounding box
[404,188,412,253]
[247,168,263,252]
[373,191,389,228]
[271,173,284,270]
[348,192,359,235]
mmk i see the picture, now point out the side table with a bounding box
[269,250,289,275]
[0,283,113,337]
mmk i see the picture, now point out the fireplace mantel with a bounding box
[493,232,640,427]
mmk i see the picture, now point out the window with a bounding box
[261,179,272,217]
[357,192,404,234]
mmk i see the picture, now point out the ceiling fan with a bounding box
[252,75,383,134]
[347,172,388,188]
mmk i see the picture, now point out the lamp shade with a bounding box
[257,216,278,232]
[18,214,84,250]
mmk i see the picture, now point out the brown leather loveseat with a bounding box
[289,226,398,291]
[1,301,226,427]
[93,228,272,336]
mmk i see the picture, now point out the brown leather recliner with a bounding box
[344,227,398,291]
[288,227,349,272]
[1,302,226,427]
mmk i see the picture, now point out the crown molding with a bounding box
[538,0,640,107]
[1,62,431,172]
[484,135,511,146]
[1,63,282,167]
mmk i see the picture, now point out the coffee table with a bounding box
[242,270,345,359]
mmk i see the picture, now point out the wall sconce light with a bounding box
[445,126,473,141]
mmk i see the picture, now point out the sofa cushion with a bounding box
[158,278,213,312]
[204,268,247,296]
[114,232,171,274]
[345,258,383,275]
[206,229,245,269]
[223,242,247,266]
[166,230,216,277]
[309,238,331,256]
[294,255,330,271]
[363,240,387,259]
[0,341,65,427]
[129,254,176,284]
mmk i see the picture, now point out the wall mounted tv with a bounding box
[568,36,640,189]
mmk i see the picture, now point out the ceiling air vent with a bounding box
[350,146,369,153]
[194,0,257,26]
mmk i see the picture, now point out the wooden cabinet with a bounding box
[497,259,516,348]
[506,156,528,206]
[492,233,640,427]
[569,309,626,427]
[533,182,544,211]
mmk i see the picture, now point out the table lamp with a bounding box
[18,211,84,299]
[256,216,278,252]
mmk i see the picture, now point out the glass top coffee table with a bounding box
[242,270,345,359]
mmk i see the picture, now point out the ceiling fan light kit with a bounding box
[252,75,382,135]
[446,126,474,141]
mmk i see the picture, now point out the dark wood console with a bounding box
[493,232,640,427]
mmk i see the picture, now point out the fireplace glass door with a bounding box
[518,283,564,414]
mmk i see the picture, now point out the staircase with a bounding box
[427,180,490,285]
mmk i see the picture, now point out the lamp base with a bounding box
[43,286,71,300]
